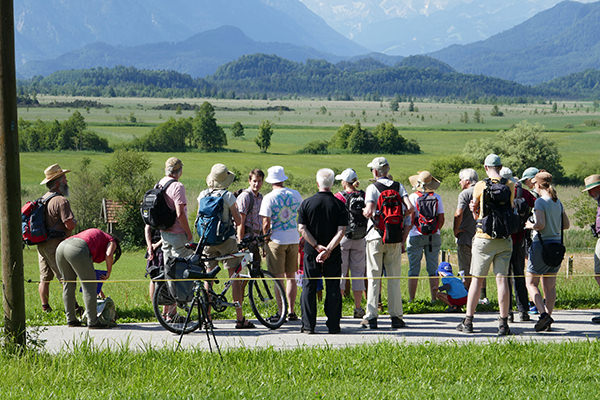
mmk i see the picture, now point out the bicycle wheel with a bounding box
[248,269,288,329]
[152,281,200,334]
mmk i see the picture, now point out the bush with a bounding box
[328,121,420,154]
[69,158,106,232]
[567,193,598,229]
[430,155,480,187]
[231,121,244,138]
[299,140,329,154]
[569,160,600,183]
[464,121,564,181]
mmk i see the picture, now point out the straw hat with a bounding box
[40,164,70,185]
[582,174,600,192]
[409,170,440,192]
[206,163,235,190]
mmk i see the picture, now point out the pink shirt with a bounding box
[72,228,114,263]
[158,176,187,234]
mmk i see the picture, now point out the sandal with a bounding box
[287,312,299,322]
[235,317,256,329]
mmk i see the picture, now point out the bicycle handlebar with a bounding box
[183,266,221,280]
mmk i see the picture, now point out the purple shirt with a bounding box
[236,189,263,237]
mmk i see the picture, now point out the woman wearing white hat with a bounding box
[334,168,367,318]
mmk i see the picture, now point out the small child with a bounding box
[436,262,468,313]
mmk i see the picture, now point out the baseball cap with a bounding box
[335,168,358,182]
[367,157,389,170]
[519,167,539,182]
[436,262,453,277]
[484,153,502,167]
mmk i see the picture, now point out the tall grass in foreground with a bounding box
[1,340,599,399]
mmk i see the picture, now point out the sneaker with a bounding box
[300,326,315,334]
[353,307,366,319]
[267,314,281,323]
[478,298,489,305]
[67,320,82,327]
[592,315,600,324]
[519,312,531,322]
[328,327,341,334]
[535,313,554,332]
[235,317,256,329]
[42,304,52,313]
[456,318,473,333]
[360,318,377,329]
[498,323,511,336]
[444,305,462,313]
[165,314,186,324]
[391,316,405,328]
[529,303,539,315]
[88,321,111,330]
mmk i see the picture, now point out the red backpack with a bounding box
[373,181,404,244]
[21,193,60,245]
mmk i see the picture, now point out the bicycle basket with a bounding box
[164,256,205,303]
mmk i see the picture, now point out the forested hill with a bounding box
[538,70,600,99]
[18,55,575,100]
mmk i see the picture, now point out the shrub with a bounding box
[430,155,480,187]
[69,158,106,232]
[299,140,329,154]
[567,193,598,229]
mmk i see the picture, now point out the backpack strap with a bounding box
[158,178,176,191]
[373,180,399,194]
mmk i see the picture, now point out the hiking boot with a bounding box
[300,326,315,334]
[391,316,405,329]
[535,313,554,332]
[360,318,377,329]
[67,320,82,327]
[498,323,511,336]
[88,321,111,329]
[456,318,473,333]
[519,312,531,322]
[353,307,366,319]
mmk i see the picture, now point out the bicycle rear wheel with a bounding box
[152,281,200,334]
[248,269,287,329]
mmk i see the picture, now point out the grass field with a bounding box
[2,341,600,399]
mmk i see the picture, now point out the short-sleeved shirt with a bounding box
[364,178,408,241]
[198,189,237,240]
[408,192,445,237]
[72,228,114,263]
[441,276,469,299]
[532,196,563,243]
[473,178,515,239]
[595,200,600,235]
[297,191,348,259]
[236,189,263,237]
[43,192,74,234]
[259,187,303,244]
[158,176,187,235]
[512,186,536,243]
[456,186,476,245]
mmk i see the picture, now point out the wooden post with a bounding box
[441,250,446,262]
[0,0,26,348]
[567,256,573,279]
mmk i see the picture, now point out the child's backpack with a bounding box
[478,178,520,238]
[21,193,62,245]
[373,181,404,244]
[414,191,439,235]
[96,297,118,327]
[140,179,177,230]
[342,190,368,240]
[196,190,235,245]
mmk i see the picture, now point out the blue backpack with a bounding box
[195,190,235,245]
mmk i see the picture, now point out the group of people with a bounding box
[34,155,600,335]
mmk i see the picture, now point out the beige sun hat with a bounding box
[582,174,600,192]
[40,164,70,185]
[206,163,235,190]
[408,170,440,192]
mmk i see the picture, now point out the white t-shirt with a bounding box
[259,187,303,244]
[197,189,237,240]
[364,178,409,241]
[408,192,445,237]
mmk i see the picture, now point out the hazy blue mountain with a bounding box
[430,1,600,84]
[18,26,345,78]
[14,0,366,66]
[299,0,597,55]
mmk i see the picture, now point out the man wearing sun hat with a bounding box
[406,170,445,303]
[583,174,600,324]
[37,164,77,313]
[259,166,304,322]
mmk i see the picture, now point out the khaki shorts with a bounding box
[457,243,472,277]
[266,242,298,276]
[470,236,512,277]
[37,238,63,282]
[203,238,240,270]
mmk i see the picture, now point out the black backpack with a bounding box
[513,183,532,230]
[414,191,439,235]
[478,178,520,238]
[140,179,177,230]
[342,190,368,240]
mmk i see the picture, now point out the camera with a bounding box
[591,224,599,238]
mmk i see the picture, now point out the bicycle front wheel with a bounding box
[248,269,288,329]
[152,281,200,334]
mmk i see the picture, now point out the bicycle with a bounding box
[151,234,288,335]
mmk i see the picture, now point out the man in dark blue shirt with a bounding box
[298,168,348,334]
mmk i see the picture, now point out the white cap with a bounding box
[335,168,357,182]
[499,167,517,183]
[265,166,288,184]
